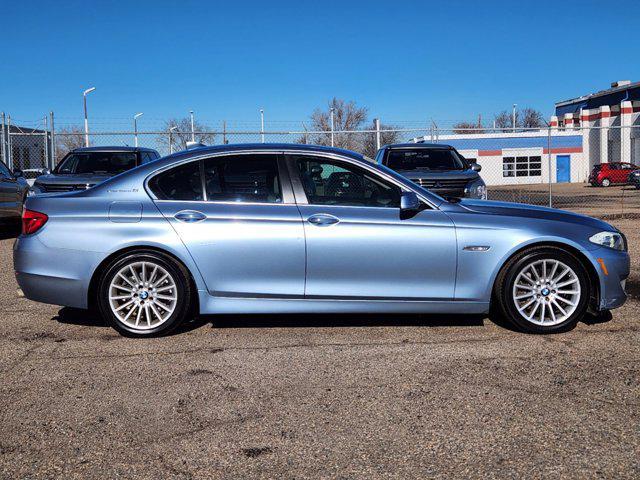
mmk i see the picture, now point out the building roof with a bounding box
[555,80,640,116]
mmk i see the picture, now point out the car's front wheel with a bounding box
[495,247,590,333]
[97,250,193,337]
[601,178,611,187]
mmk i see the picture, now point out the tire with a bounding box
[601,178,611,187]
[494,246,590,334]
[96,250,193,337]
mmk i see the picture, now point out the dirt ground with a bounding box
[0,219,638,479]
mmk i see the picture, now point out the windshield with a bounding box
[56,152,137,175]
[386,148,468,171]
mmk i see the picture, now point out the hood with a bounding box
[397,169,479,181]
[34,173,114,186]
[455,199,615,232]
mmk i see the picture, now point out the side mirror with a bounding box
[39,168,51,176]
[400,191,420,212]
[12,169,23,177]
[470,163,482,172]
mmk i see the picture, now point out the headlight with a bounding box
[465,178,487,200]
[589,231,627,251]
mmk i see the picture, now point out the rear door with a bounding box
[151,153,306,298]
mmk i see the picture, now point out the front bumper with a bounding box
[588,246,630,311]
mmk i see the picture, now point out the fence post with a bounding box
[0,112,5,165]
[49,111,55,169]
[330,107,335,147]
[6,115,12,170]
[375,118,381,151]
[547,125,552,208]
[43,115,49,171]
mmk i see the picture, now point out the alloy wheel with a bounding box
[108,261,178,330]
[511,259,581,326]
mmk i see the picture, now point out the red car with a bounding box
[589,162,639,187]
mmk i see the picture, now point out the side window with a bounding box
[203,154,282,203]
[0,160,11,178]
[148,161,203,201]
[295,156,401,208]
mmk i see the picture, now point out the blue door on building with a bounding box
[556,155,570,183]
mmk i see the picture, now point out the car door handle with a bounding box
[307,214,340,226]
[174,210,207,223]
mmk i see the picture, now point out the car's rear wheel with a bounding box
[97,250,193,337]
[495,247,590,333]
[601,178,611,187]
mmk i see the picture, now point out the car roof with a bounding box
[382,143,453,150]
[72,146,159,153]
[163,143,364,161]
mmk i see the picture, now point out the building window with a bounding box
[503,156,541,177]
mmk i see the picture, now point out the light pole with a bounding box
[169,126,178,154]
[260,109,265,143]
[512,103,517,131]
[83,87,96,147]
[190,110,195,142]
[330,107,335,147]
[133,113,143,147]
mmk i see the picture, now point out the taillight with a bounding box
[22,209,48,235]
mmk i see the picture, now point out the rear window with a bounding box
[56,152,137,174]
[149,161,203,201]
[385,148,467,171]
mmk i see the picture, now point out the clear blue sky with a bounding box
[2,0,639,129]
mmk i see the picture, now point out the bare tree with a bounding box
[307,98,368,151]
[521,108,544,128]
[156,117,216,154]
[55,126,85,162]
[453,121,485,135]
[494,107,544,131]
[361,121,403,159]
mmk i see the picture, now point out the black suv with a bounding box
[31,147,160,194]
[376,143,486,199]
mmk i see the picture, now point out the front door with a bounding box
[151,154,306,298]
[556,155,570,183]
[288,154,457,300]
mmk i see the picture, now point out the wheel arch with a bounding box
[87,245,200,314]
[491,241,600,311]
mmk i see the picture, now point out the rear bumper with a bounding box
[588,247,630,311]
[13,235,102,309]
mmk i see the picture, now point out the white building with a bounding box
[413,80,640,186]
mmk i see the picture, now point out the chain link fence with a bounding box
[2,116,639,219]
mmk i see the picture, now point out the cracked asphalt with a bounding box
[0,219,638,479]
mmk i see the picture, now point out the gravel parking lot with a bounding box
[1,220,638,479]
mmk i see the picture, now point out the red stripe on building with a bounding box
[621,107,633,114]
[583,111,611,121]
[478,150,502,156]
[542,147,583,154]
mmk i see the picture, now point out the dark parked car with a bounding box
[0,159,29,227]
[31,147,160,194]
[376,143,486,199]
[629,169,640,189]
[588,162,639,187]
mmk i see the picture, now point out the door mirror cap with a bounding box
[470,163,482,172]
[400,191,420,211]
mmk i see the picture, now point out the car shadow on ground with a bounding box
[0,223,20,240]
[54,304,616,335]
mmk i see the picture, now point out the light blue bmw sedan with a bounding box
[14,144,629,337]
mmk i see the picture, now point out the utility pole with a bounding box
[83,87,96,147]
[223,121,227,144]
[260,109,265,143]
[330,107,335,147]
[512,103,517,131]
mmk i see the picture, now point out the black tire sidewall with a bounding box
[97,251,191,337]
[500,248,590,334]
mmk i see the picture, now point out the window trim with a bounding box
[284,152,435,210]
[145,151,296,205]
